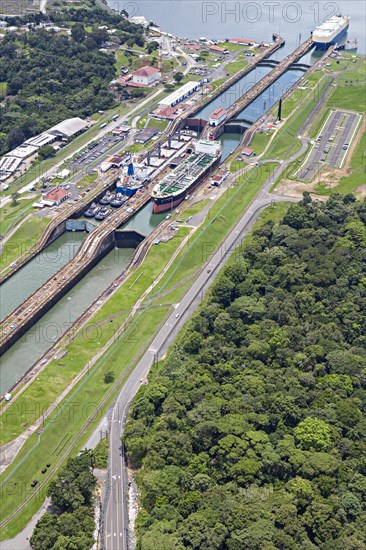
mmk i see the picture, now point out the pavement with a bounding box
[296,109,361,180]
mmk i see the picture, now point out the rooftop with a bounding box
[43,187,70,202]
[209,108,227,119]
[48,117,88,138]
[132,66,160,77]
[229,38,255,44]
[159,81,201,107]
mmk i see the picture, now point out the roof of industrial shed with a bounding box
[48,117,88,137]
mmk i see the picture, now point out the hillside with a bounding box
[124,193,366,550]
[0,7,144,156]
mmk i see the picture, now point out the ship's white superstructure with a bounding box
[312,15,350,47]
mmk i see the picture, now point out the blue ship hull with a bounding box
[313,25,348,49]
[116,186,139,196]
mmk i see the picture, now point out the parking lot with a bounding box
[69,133,125,171]
[296,110,362,181]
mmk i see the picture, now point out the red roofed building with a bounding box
[209,108,227,126]
[183,44,200,50]
[42,187,70,206]
[132,66,161,87]
[209,45,227,54]
[229,38,255,46]
[242,147,254,156]
[151,106,177,120]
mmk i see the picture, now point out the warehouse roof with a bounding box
[25,133,56,149]
[48,117,88,138]
[0,156,22,173]
[8,144,38,159]
[159,81,201,107]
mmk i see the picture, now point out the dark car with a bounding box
[31,480,38,487]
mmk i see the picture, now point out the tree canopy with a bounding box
[124,194,366,549]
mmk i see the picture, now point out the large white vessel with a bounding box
[312,15,350,48]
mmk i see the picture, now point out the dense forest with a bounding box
[0,8,144,156]
[30,451,97,550]
[124,194,366,549]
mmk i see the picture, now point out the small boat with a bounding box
[95,206,112,220]
[99,191,113,205]
[110,193,128,208]
[84,202,100,217]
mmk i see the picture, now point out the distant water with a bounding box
[109,1,365,54]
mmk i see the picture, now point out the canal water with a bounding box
[0,233,85,321]
[195,65,272,119]
[123,200,166,233]
[117,1,365,56]
[196,65,305,122]
[0,200,168,393]
[0,247,134,394]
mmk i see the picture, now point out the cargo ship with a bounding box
[312,15,350,49]
[151,139,222,213]
[117,175,144,196]
[117,162,148,196]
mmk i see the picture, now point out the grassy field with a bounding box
[266,76,332,160]
[327,84,366,112]
[0,81,7,96]
[0,198,37,236]
[224,58,248,76]
[0,216,49,272]
[220,41,246,52]
[146,118,169,131]
[0,305,171,540]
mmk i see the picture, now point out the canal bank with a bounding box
[0,247,135,394]
[0,200,168,393]
[0,233,85,321]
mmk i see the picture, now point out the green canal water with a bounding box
[0,201,166,394]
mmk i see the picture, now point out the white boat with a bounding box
[312,15,350,49]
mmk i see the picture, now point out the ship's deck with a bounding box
[153,152,215,197]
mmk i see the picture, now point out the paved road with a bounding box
[103,139,304,548]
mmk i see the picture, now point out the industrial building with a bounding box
[7,144,38,159]
[0,156,22,180]
[24,133,56,149]
[159,81,201,107]
[24,118,88,149]
[48,117,89,140]
[134,127,159,144]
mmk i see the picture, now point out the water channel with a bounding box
[0,201,166,393]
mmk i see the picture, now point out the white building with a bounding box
[131,66,161,87]
[8,144,38,159]
[209,108,227,126]
[0,156,22,180]
[24,133,57,149]
[159,81,201,107]
[48,117,88,140]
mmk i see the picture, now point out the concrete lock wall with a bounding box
[114,230,145,249]
[66,220,96,232]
